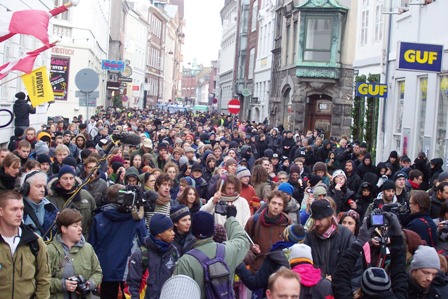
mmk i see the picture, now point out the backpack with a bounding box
[187,244,234,299]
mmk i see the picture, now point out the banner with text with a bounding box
[21,66,54,107]
[50,56,70,100]
[398,42,443,72]
[356,82,388,98]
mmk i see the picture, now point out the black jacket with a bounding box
[408,271,446,299]
[13,98,36,127]
[332,235,408,299]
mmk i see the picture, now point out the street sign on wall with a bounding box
[102,60,125,71]
[398,42,443,72]
[228,99,241,114]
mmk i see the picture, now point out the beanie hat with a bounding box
[228,141,239,149]
[206,154,217,164]
[313,162,327,174]
[111,161,124,173]
[308,174,321,187]
[37,131,51,142]
[332,169,346,181]
[179,156,189,168]
[278,182,294,196]
[381,180,396,191]
[236,166,251,179]
[85,140,96,149]
[15,91,26,100]
[263,149,274,158]
[393,171,407,181]
[110,155,126,165]
[173,148,184,156]
[191,163,202,172]
[310,200,333,219]
[192,211,214,239]
[282,224,306,244]
[288,244,313,266]
[62,156,77,168]
[289,165,300,175]
[389,150,398,159]
[58,165,76,178]
[80,149,92,160]
[313,185,327,197]
[184,147,195,153]
[150,213,173,236]
[213,223,227,243]
[37,154,51,164]
[170,205,191,223]
[438,171,448,182]
[402,229,427,254]
[361,267,391,296]
[225,158,238,167]
[411,245,440,271]
[34,141,49,156]
[160,275,201,299]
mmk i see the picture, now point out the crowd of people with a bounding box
[1,96,448,299]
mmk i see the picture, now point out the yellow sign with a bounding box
[404,50,438,65]
[356,83,388,97]
[21,66,54,107]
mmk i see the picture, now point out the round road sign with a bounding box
[228,99,240,114]
[75,68,99,93]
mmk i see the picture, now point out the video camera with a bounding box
[381,202,410,224]
[117,186,158,220]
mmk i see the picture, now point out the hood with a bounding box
[102,203,134,222]
[323,139,331,147]
[285,197,300,213]
[292,263,321,287]
[265,249,289,267]
[431,158,444,170]
[125,166,139,180]
[346,159,356,170]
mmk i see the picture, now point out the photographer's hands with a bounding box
[383,212,402,236]
[354,219,374,248]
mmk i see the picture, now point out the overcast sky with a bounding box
[183,0,222,67]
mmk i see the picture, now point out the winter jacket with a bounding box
[126,235,178,299]
[245,210,291,272]
[430,158,444,187]
[89,204,148,282]
[13,98,36,127]
[201,194,251,227]
[403,212,438,247]
[430,193,446,219]
[328,186,356,213]
[23,197,58,241]
[291,263,333,299]
[173,217,251,299]
[304,224,355,278]
[256,197,301,224]
[0,224,51,299]
[254,181,273,201]
[79,171,108,207]
[47,177,96,238]
[408,272,445,299]
[173,230,196,256]
[47,235,103,299]
[332,235,408,299]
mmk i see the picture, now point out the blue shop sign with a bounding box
[101,60,125,71]
[398,42,443,72]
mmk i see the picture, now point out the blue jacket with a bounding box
[23,197,58,241]
[89,204,148,282]
[404,212,438,247]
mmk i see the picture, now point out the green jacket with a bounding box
[173,217,250,299]
[47,177,96,238]
[47,235,102,299]
[0,224,51,299]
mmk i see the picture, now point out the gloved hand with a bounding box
[354,218,374,248]
[383,212,402,236]
[227,205,237,218]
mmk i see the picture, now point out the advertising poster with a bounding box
[50,56,70,101]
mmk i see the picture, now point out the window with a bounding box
[361,9,369,45]
[248,48,255,79]
[285,24,291,64]
[251,2,258,32]
[418,77,428,150]
[374,1,383,42]
[54,0,70,20]
[436,76,448,160]
[292,21,298,64]
[395,81,405,133]
[303,17,332,62]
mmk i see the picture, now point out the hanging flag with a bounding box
[0,42,57,80]
[21,66,54,107]
[0,0,80,45]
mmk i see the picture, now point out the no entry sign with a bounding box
[228,99,240,114]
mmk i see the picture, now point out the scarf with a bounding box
[53,182,81,204]
[408,179,420,189]
[259,208,288,227]
[156,194,171,206]
[150,234,172,253]
[0,168,16,190]
[220,193,240,203]
[318,216,338,240]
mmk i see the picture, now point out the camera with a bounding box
[370,209,385,227]
[215,201,229,216]
[68,275,90,296]
[382,202,410,223]
[117,186,155,214]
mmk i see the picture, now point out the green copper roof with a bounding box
[296,0,348,11]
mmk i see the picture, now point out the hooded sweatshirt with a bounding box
[291,263,333,298]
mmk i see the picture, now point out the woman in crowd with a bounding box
[251,164,273,202]
[130,154,143,173]
[338,209,360,236]
[47,208,103,299]
[170,205,195,256]
[178,186,201,215]
[0,153,20,190]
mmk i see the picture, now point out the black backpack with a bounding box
[187,244,234,299]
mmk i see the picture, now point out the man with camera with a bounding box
[365,180,398,217]
[89,184,148,299]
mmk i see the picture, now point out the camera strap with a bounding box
[419,217,435,247]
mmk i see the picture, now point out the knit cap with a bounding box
[15,91,26,99]
[111,162,124,173]
[263,149,274,158]
[236,166,251,179]
[225,158,238,167]
[37,154,51,164]
[288,244,313,265]
[150,213,173,236]
[410,245,440,271]
[289,165,300,175]
[282,224,306,244]
[402,229,426,254]
[58,165,76,178]
[381,180,396,191]
[192,211,214,239]
[313,186,327,197]
[361,267,391,296]
[438,171,448,182]
[332,169,346,180]
[170,205,191,223]
[313,162,327,173]
[34,140,49,156]
[179,156,189,168]
[62,156,77,168]
[110,155,126,165]
[278,182,294,196]
[308,174,321,187]
[310,200,333,219]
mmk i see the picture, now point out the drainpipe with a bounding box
[381,13,393,140]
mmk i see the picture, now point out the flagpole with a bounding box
[0,75,20,86]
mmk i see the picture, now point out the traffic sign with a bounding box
[228,99,240,114]
[242,88,251,97]
[75,68,99,93]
